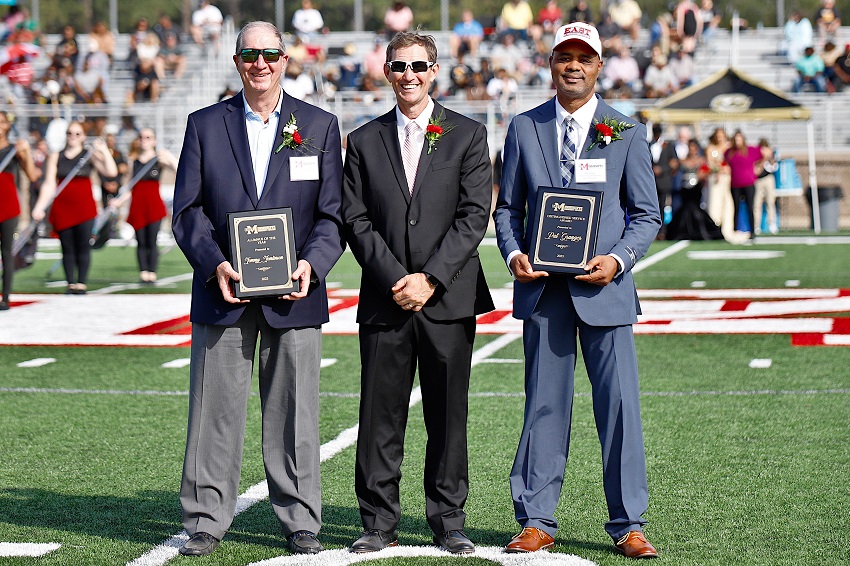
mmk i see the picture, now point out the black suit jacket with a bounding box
[342,102,494,325]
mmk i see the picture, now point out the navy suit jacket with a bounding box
[342,102,494,325]
[172,91,344,328]
[494,96,661,326]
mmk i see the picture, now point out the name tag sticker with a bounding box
[289,156,320,181]
[575,158,606,183]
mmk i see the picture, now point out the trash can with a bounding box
[806,186,844,232]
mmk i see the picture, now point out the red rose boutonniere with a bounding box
[586,116,635,151]
[425,111,455,154]
[274,113,326,154]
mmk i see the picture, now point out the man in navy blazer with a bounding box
[493,23,661,558]
[172,22,343,557]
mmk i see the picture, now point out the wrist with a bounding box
[424,272,439,289]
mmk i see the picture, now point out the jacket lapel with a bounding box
[223,94,259,208]
[533,98,561,188]
[259,90,295,203]
[377,109,411,204]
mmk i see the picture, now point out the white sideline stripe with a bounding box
[320,358,338,368]
[470,389,850,398]
[127,333,521,566]
[248,545,596,566]
[480,358,523,363]
[687,250,786,260]
[632,240,689,273]
[16,358,56,368]
[161,359,190,369]
[749,358,773,368]
[91,273,194,295]
[0,543,61,557]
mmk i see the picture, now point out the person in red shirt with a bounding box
[31,122,118,294]
[0,112,39,310]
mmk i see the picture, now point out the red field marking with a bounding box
[122,315,192,335]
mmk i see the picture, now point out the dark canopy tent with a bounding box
[642,68,823,232]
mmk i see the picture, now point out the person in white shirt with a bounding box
[191,0,223,49]
[291,0,325,41]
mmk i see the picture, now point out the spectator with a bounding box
[132,58,161,102]
[136,32,161,66]
[54,25,79,69]
[602,44,641,94]
[699,0,721,48]
[537,0,563,36]
[488,32,526,78]
[666,139,723,241]
[831,43,850,90]
[486,66,518,101]
[447,52,474,95]
[821,41,842,91]
[608,0,642,42]
[383,1,414,39]
[292,0,325,42]
[724,130,762,241]
[100,128,126,210]
[88,21,115,62]
[466,71,490,100]
[73,54,106,103]
[815,0,841,41]
[335,43,361,90]
[283,59,314,100]
[154,13,182,46]
[782,10,814,64]
[363,37,388,84]
[673,0,701,53]
[650,124,679,238]
[450,9,484,58]
[643,48,679,97]
[1,5,24,43]
[793,45,826,92]
[668,46,696,88]
[157,32,187,79]
[191,0,223,50]
[705,127,734,241]
[129,18,150,63]
[650,11,674,57]
[597,12,624,56]
[478,57,494,84]
[498,0,534,42]
[568,0,593,24]
[753,138,778,235]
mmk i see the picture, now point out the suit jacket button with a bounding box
[409,219,417,226]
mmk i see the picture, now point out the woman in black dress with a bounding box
[667,139,723,240]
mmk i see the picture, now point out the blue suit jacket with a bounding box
[172,91,344,328]
[494,96,660,326]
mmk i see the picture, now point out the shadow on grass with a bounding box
[0,487,181,545]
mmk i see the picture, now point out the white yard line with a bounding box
[633,240,690,273]
[127,333,521,566]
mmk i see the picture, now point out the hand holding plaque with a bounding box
[227,208,298,298]
[527,186,603,275]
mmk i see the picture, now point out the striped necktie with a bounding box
[560,117,576,187]
[402,121,420,194]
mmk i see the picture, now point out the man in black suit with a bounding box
[341,30,494,555]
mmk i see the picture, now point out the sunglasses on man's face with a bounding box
[238,48,284,63]
[386,60,434,73]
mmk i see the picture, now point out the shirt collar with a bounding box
[242,87,284,121]
[395,98,435,132]
[555,95,598,131]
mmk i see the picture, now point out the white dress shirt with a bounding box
[394,97,434,159]
[243,88,283,199]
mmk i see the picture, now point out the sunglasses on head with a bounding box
[238,48,283,63]
[386,60,434,73]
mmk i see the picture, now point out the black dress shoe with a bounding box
[287,530,323,554]
[434,529,475,554]
[179,532,220,556]
[350,529,398,553]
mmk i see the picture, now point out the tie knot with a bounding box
[405,121,419,137]
[564,116,574,129]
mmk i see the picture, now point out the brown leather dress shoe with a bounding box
[615,531,658,559]
[505,527,554,553]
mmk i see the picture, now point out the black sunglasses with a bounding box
[386,60,434,73]
[238,48,284,63]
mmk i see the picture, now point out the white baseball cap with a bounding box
[551,22,603,59]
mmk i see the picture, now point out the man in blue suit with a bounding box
[493,22,661,558]
[172,21,343,557]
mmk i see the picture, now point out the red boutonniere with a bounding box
[274,113,326,154]
[586,116,634,151]
[425,111,455,154]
